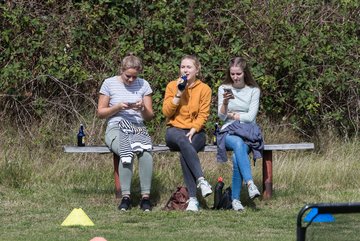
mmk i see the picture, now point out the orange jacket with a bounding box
[162,79,212,132]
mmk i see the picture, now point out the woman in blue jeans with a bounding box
[217,57,262,211]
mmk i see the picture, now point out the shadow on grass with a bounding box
[71,187,115,196]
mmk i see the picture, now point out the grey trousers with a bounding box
[165,127,206,197]
[105,124,153,195]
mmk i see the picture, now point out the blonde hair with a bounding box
[120,52,143,73]
[180,55,202,78]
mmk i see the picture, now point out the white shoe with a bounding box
[248,180,260,199]
[232,199,244,211]
[186,197,199,212]
[197,178,213,197]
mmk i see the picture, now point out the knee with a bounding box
[232,141,247,151]
[177,137,190,146]
[168,134,189,148]
[139,151,153,162]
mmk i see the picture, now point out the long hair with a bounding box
[223,57,259,88]
[120,52,143,73]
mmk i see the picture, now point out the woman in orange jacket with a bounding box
[162,55,212,212]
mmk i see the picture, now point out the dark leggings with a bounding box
[165,127,206,197]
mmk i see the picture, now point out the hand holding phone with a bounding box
[127,102,137,108]
[223,88,235,99]
[127,100,142,110]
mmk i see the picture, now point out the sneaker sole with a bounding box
[202,191,213,198]
[119,206,131,211]
[249,193,260,200]
[233,208,245,211]
[186,209,199,212]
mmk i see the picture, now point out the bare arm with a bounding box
[141,95,154,121]
[97,94,129,119]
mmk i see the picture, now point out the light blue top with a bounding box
[217,84,260,130]
[99,76,152,125]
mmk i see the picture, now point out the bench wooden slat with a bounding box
[63,143,314,153]
[63,146,112,153]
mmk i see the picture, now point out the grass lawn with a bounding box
[1,134,359,241]
[1,184,300,241]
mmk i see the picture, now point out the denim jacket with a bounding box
[216,121,264,164]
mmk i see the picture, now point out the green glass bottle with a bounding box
[77,124,85,146]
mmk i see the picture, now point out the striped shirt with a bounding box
[118,119,152,163]
[99,76,153,125]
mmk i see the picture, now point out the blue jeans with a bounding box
[225,134,253,200]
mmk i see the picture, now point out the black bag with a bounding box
[163,186,189,211]
[218,187,233,210]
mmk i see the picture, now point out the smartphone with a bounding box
[223,88,233,94]
[127,102,137,107]
[224,88,234,97]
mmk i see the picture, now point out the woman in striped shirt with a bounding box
[97,53,154,212]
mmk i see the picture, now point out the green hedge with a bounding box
[1,0,359,137]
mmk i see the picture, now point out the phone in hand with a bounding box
[127,102,137,108]
[223,88,235,98]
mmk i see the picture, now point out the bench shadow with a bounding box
[71,187,115,196]
[69,179,262,211]
[125,174,165,208]
[239,180,262,211]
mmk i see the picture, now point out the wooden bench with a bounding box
[63,143,314,199]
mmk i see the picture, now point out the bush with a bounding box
[0,0,359,137]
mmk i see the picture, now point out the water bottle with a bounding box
[213,176,224,209]
[213,122,219,145]
[177,74,187,91]
[77,124,86,146]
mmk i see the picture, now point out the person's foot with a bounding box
[232,199,244,211]
[140,196,152,211]
[118,196,131,211]
[197,178,213,197]
[186,197,199,212]
[247,180,260,199]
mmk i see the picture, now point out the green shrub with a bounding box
[0,0,358,137]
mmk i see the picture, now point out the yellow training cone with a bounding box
[61,208,94,226]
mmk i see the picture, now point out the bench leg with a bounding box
[262,150,273,199]
[113,154,121,199]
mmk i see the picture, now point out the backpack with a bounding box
[218,187,232,210]
[163,186,189,211]
[213,186,232,210]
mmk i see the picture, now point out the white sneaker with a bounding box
[197,178,213,197]
[232,199,244,211]
[248,180,260,199]
[186,197,199,212]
